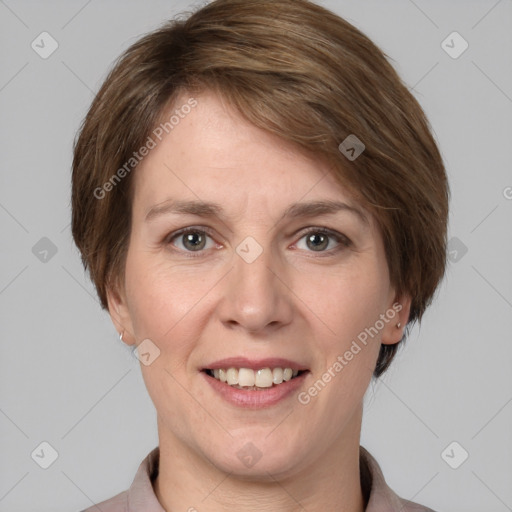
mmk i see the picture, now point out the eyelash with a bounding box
[164,226,352,258]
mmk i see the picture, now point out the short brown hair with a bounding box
[71,0,449,377]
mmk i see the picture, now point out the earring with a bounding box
[396,322,401,328]
[119,331,124,342]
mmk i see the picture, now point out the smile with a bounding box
[200,356,310,407]
[204,367,306,390]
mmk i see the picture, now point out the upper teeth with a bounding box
[211,367,299,388]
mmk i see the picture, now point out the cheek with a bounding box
[125,266,170,338]
[294,254,390,408]
[297,257,391,342]
[124,248,205,338]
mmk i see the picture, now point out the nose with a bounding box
[217,242,294,334]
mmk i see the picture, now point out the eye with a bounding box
[164,226,351,256]
[294,227,351,253]
[166,227,218,253]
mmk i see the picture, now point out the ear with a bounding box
[381,293,412,345]
[106,277,136,346]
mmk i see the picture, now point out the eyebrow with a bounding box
[145,198,369,225]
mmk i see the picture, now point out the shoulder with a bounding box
[79,490,128,512]
[360,446,438,512]
[78,446,162,512]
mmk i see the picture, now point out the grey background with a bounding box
[0,0,511,510]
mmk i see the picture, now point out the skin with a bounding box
[107,90,411,512]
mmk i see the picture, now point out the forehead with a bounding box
[132,90,366,220]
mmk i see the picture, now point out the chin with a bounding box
[201,434,305,479]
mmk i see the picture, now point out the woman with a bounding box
[72,0,448,510]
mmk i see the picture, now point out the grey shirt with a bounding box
[80,446,437,511]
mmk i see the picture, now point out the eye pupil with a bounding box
[307,233,328,251]
[184,232,205,251]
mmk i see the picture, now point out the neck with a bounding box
[154,408,365,512]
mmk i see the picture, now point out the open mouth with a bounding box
[202,367,309,391]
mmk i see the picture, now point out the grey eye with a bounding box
[305,232,330,251]
[182,231,207,251]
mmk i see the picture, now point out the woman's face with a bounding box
[108,90,408,477]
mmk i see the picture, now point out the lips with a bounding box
[201,367,309,408]
[199,356,310,407]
